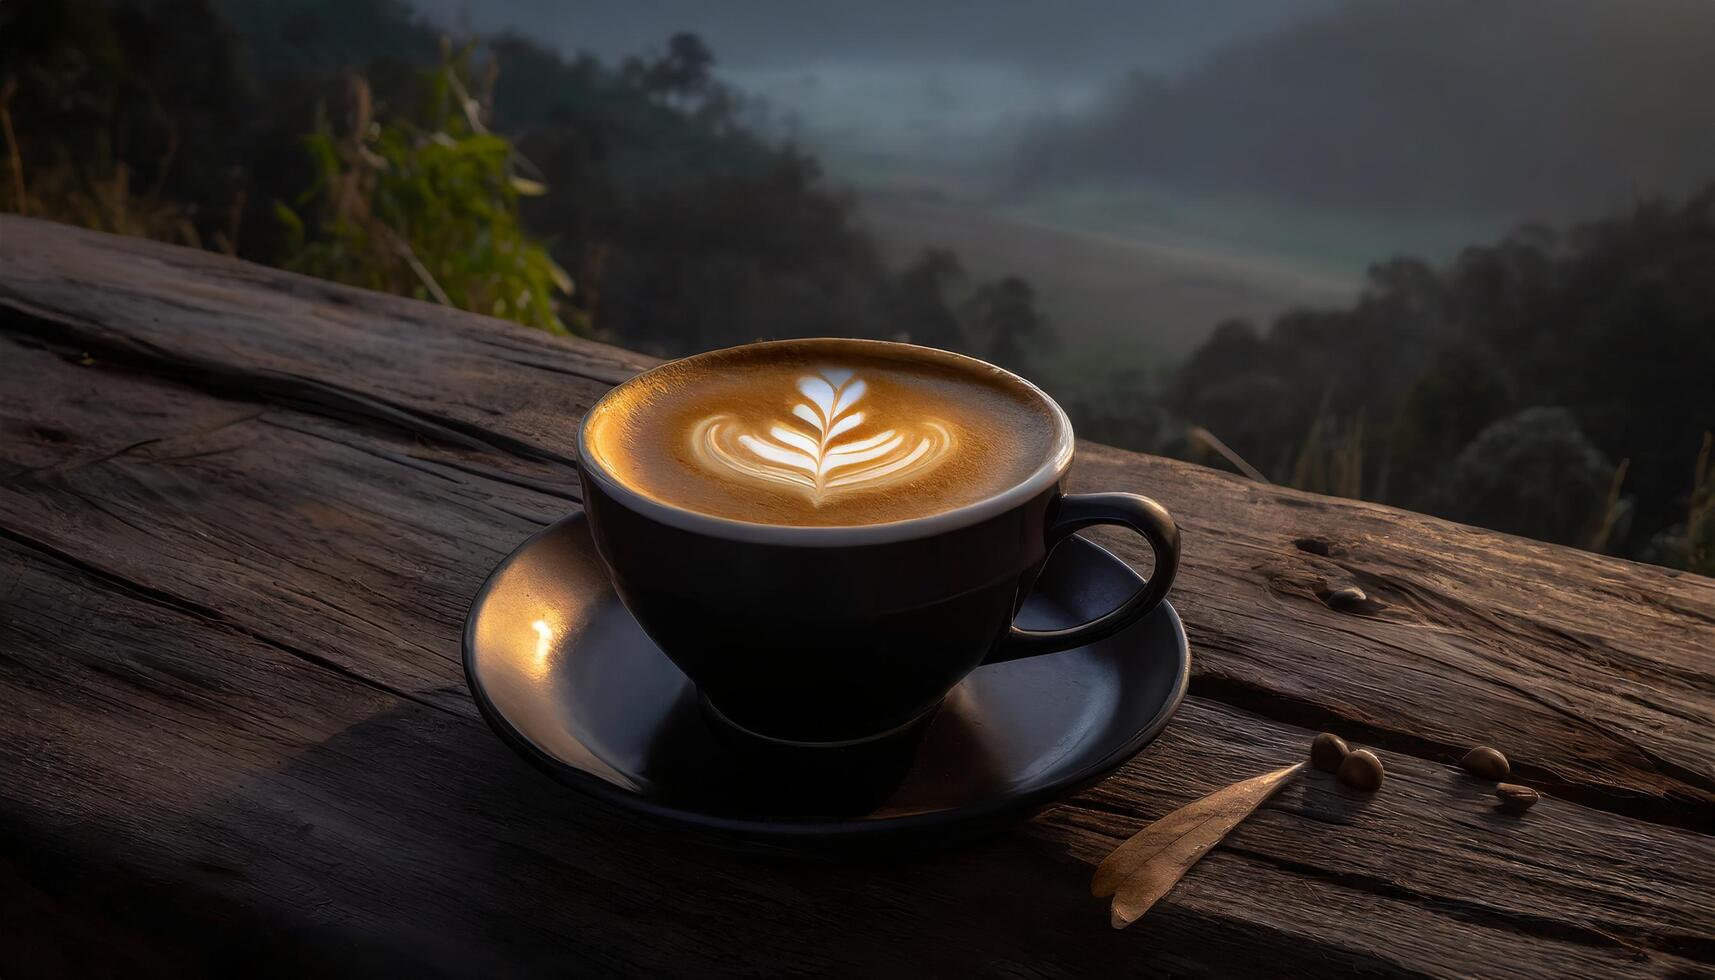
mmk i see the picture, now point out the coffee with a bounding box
[583,340,1065,527]
[575,337,1180,745]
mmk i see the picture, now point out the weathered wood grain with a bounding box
[1073,444,1715,829]
[1,215,1713,977]
[5,497,1712,977]
[3,215,1709,826]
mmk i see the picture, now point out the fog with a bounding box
[410,1,1336,188]
[410,1,1327,77]
[410,0,1715,346]
[1016,2,1715,216]
[13,0,1707,566]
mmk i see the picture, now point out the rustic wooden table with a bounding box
[2,217,1712,978]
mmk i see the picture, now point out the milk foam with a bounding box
[583,341,1064,527]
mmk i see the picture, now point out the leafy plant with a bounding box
[277,45,577,334]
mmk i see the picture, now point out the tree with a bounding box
[641,33,714,108]
[962,275,1052,373]
[1390,341,1514,507]
[891,248,966,350]
[1425,408,1614,546]
[1166,182,1715,568]
[663,33,715,97]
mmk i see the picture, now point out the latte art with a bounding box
[690,369,953,504]
[581,339,1067,527]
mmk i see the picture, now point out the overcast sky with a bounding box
[409,0,1339,183]
[409,0,1336,79]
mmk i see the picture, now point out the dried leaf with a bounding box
[1099,762,1303,928]
[1090,793,1240,898]
[1092,762,1302,897]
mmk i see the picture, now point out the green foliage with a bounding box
[590,152,893,352]
[5,0,1050,360]
[886,247,1062,371]
[1056,367,1166,453]
[1426,408,1614,546]
[217,0,439,82]
[277,50,576,334]
[0,0,250,245]
[1172,186,1715,569]
[486,32,782,201]
[961,275,1054,374]
[475,31,1059,359]
[1390,342,1514,504]
[891,249,968,351]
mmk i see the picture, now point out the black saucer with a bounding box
[463,514,1189,841]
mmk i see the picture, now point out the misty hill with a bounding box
[860,197,1351,360]
[1013,0,1715,220]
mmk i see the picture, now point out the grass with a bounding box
[1587,458,1632,555]
[1684,433,1714,574]
[1287,408,1365,500]
[0,79,216,250]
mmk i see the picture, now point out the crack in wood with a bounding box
[0,522,463,721]
[0,300,577,470]
[1,410,264,486]
[259,416,580,503]
[1190,673,1715,834]
[1224,844,1711,964]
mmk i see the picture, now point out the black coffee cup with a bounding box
[577,339,1180,746]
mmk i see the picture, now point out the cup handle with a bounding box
[988,492,1181,663]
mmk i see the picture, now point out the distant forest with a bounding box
[1,0,1709,573]
[0,0,1049,361]
[1164,193,1715,571]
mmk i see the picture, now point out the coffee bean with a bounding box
[1325,586,1367,611]
[1496,783,1539,814]
[1310,732,1350,773]
[1337,748,1384,791]
[1461,745,1510,780]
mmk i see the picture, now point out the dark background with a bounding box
[2,0,1710,571]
